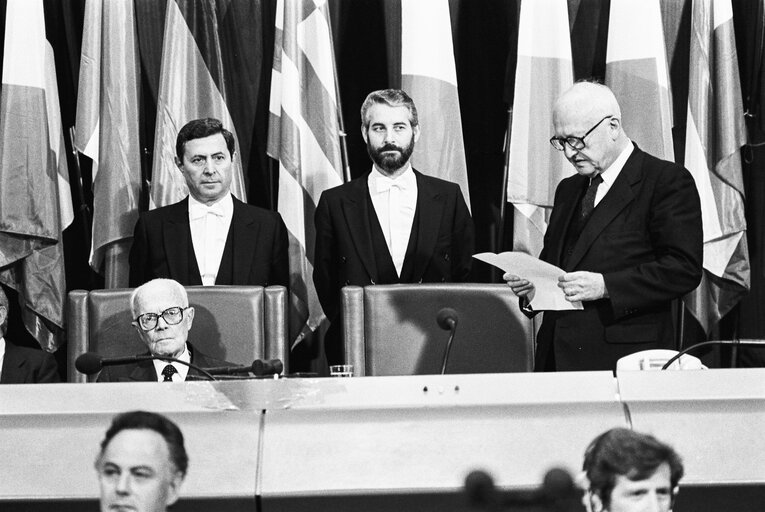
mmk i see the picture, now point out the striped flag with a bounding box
[606,0,674,161]
[400,0,470,209]
[151,0,247,208]
[684,0,750,333]
[268,0,344,349]
[74,0,141,288]
[0,0,73,351]
[506,0,574,257]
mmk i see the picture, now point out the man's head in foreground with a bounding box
[96,410,188,512]
[582,428,683,512]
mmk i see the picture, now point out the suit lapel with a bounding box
[163,198,199,283]
[409,171,445,280]
[341,176,378,281]
[566,149,642,270]
[230,197,261,283]
[128,358,158,382]
[1,345,25,383]
[548,175,587,266]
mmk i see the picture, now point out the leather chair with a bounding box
[341,284,535,376]
[67,285,288,382]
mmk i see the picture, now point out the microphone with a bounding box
[437,308,459,374]
[75,351,216,381]
[202,358,284,377]
[75,352,155,375]
[465,468,583,510]
[661,339,765,370]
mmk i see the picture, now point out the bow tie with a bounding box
[375,176,408,193]
[189,202,225,220]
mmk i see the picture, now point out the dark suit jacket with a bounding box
[97,343,229,382]
[1,341,60,384]
[535,145,703,372]
[313,170,474,364]
[128,195,289,288]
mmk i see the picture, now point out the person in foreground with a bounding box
[129,117,289,288]
[0,286,59,384]
[505,81,703,372]
[96,410,187,512]
[313,88,474,365]
[98,278,229,382]
[582,428,683,512]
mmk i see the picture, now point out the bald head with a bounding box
[552,82,630,177]
[554,82,622,125]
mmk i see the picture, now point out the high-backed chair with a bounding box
[67,285,288,382]
[342,284,535,376]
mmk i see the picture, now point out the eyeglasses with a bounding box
[135,307,190,331]
[550,115,613,151]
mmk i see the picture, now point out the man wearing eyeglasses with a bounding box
[98,278,228,382]
[505,81,702,372]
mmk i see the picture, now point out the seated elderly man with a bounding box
[98,278,229,382]
[96,410,187,512]
[582,428,684,512]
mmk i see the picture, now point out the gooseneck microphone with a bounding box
[661,339,765,370]
[465,467,583,510]
[75,352,216,381]
[202,359,284,377]
[437,307,459,374]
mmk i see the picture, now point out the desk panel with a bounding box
[618,368,765,485]
[260,372,624,495]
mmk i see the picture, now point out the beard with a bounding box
[367,138,415,175]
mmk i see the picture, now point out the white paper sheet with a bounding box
[473,252,583,311]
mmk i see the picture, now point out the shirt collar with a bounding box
[368,164,416,194]
[598,141,634,187]
[188,193,234,219]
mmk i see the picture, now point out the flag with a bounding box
[0,0,73,351]
[151,0,247,208]
[268,0,344,349]
[605,0,674,161]
[506,0,574,257]
[74,0,142,288]
[684,0,750,333]
[400,0,470,209]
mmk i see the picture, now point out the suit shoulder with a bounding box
[6,343,52,364]
[415,171,462,192]
[237,201,283,223]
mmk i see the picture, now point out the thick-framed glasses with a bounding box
[135,306,189,331]
[550,115,613,151]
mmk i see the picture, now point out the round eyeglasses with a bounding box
[550,115,614,151]
[135,306,190,331]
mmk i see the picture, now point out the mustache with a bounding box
[379,144,402,152]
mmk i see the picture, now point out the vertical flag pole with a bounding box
[497,107,513,281]
[325,16,351,183]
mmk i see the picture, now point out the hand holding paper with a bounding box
[473,252,583,311]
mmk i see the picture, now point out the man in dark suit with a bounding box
[506,82,703,372]
[98,278,229,382]
[129,117,288,288]
[314,89,474,365]
[0,287,59,384]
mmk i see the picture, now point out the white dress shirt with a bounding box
[594,142,634,206]
[188,194,234,286]
[152,344,191,382]
[367,165,418,276]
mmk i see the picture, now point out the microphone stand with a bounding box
[441,323,458,375]
[661,339,765,370]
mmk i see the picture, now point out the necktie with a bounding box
[161,364,178,382]
[581,174,603,219]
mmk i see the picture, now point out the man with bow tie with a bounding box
[314,89,475,365]
[128,118,289,288]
